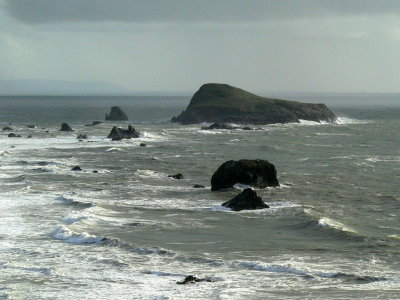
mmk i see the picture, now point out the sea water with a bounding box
[0,94,399,299]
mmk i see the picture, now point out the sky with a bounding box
[2,0,400,93]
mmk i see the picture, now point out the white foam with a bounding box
[298,119,328,126]
[234,261,309,276]
[233,183,250,189]
[105,147,123,152]
[50,225,105,244]
[134,169,165,179]
[335,117,370,125]
[208,206,232,212]
[365,156,400,163]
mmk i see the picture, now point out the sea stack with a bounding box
[60,123,74,132]
[211,159,279,191]
[171,83,336,124]
[105,106,128,121]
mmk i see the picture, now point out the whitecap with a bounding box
[233,183,250,189]
[317,217,357,234]
[105,147,123,152]
[335,117,370,125]
[50,225,106,244]
[207,206,232,212]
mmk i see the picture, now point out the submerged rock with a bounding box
[60,123,74,132]
[168,173,184,180]
[71,166,82,171]
[177,275,214,285]
[105,106,128,121]
[26,124,36,128]
[211,159,279,191]
[92,121,102,126]
[107,125,140,140]
[193,184,205,188]
[77,134,88,139]
[201,123,235,130]
[2,126,13,131]
[140,143,146,147]
[27,135,32,138]
[222,188,269,211]
[171,83,336,124]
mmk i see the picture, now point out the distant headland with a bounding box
[171,83,337,124]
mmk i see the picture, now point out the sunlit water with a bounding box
[0,94,399,299]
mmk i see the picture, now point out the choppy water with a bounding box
[0,94,399,299]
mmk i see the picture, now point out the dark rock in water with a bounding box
[107,125,140,140]
[26,125,36,128]
[105,106,128,121]
[85,121,102,127]
[8,133,21,138]
[211,159,279,191]
[71,166,82,171]
[222,188,269,211]
[193,184,205,188]
[168,173,184,179]
[139,143,146,147]
[201,123,235,130]
[92,170,98,173]
[77,134,88,139]
[60,123,74,132]
[27,135,32,138]
[171,83,337,124]
[177,275,213,285]
[2,126,13,131]
[242,126,252,130]
[45,130,50,133]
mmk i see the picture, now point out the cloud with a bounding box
[5,0,400,25]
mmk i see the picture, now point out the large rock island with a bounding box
[171,83,336,124]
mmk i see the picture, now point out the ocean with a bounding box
[0,94,399,299]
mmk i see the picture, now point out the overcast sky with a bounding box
[2,0,400,93]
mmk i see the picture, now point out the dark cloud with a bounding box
[5,0,400,24]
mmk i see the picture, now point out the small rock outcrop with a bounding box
[171,83,337,124]
[77,134,88,139]
[71,166,82,171]
[60,123,74,132]
[2,126,13,131]
[211,159,279,191]
[221,188,269,211]
[105,106,128,121]
[168,173,184,179]
[8,133,21,138]
[26,125,36,128]
[85,121,102,127]
[107,125,140,140]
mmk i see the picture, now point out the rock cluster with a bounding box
[107,125,140,140]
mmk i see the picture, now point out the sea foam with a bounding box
[50,225,106,244]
